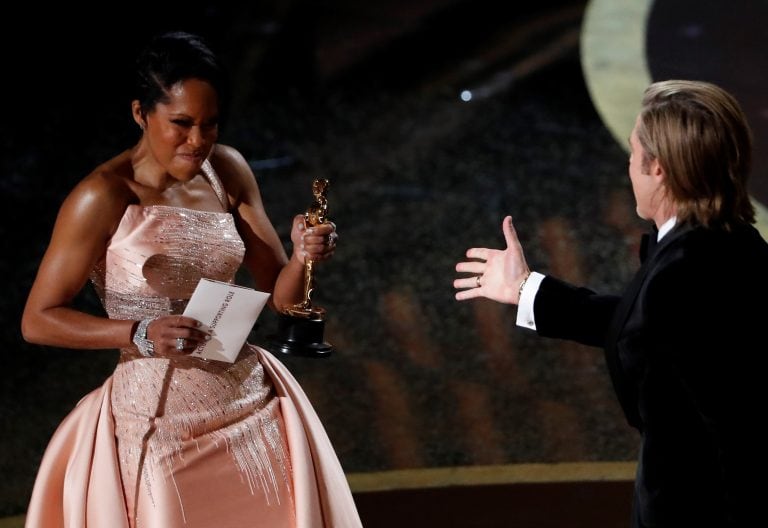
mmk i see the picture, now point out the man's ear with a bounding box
[650,157,665,184]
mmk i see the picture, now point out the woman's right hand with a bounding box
[144,315,211,357]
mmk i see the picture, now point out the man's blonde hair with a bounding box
[637,80,755,229]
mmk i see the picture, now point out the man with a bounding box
[455,80,767,527]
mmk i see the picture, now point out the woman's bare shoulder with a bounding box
[61,151,137,225]
[210,144,252,178]
[208,144,259,200]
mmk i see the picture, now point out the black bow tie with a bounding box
[639,231,658,263]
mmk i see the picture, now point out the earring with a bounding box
[139,122,145,131]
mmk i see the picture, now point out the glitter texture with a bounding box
[89,160,292,520]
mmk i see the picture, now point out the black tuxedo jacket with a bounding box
[532,222,768,527]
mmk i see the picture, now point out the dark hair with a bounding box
[134,31,229,121]
[638,80,755,229]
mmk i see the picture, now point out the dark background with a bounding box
[3,0,764,521]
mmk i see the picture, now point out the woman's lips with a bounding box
[177,152,204,164]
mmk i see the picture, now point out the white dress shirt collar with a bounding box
[657,216,677,241]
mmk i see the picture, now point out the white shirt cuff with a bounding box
[515,271,545,330]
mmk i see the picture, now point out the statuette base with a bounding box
[269,313,332,357]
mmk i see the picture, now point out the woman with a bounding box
[455,80,768,527]
[22,32,361,527]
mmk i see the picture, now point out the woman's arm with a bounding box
[21,172,136,348]
[212,145,336,312]
[22,169,211,355]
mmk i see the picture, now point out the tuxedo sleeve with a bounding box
[533,276,621,348]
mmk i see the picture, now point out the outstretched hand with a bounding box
[454,216,530,305]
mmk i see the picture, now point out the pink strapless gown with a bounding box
[25,162,361,528]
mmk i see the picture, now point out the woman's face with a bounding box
[142,78,219,181]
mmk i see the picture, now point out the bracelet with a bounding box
[132,318,155,357]
[517,271,531,302]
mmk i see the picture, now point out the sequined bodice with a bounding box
[90,163,245,323]
[90,206,244,321]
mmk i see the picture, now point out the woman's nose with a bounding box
[187,126,204,147]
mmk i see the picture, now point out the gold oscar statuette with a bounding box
[269,178,333,357]
[284,178,329,319]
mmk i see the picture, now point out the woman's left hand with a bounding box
[290,214,338,263]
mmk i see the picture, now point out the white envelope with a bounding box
[183,278,271,362]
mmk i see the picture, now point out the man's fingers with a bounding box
[453,276,482,290]
[455,288,481,301]
[465,247,489,260]
[455,261,485,274]
[502,215,519,248]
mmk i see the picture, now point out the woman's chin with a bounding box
[171,163,203,181]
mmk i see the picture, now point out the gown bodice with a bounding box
[90,161,245,325]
